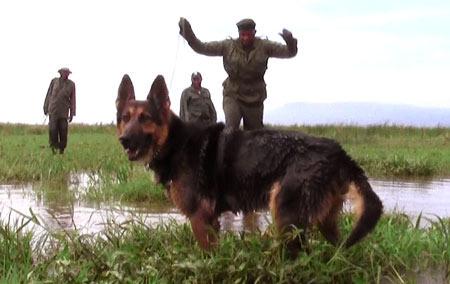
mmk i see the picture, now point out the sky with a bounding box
[0,0,449,124]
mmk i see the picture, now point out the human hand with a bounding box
[179,17,195,42]
[279,29,295,43]
[279,28,297,54]
[68,115,73,123]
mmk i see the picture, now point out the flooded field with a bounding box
[372,178,450,221]
[1,174,449,235]
[1,174,449,283]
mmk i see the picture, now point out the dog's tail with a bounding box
[344,173,383,248]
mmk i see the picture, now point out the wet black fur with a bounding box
[148,115,383,250]
[117,74,382,256]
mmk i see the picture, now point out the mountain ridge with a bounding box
[264,102,450,127]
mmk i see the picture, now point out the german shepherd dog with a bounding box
[116,74,383,257]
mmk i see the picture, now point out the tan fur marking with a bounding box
[312,192,335,224]
[190,200,217,250]
[169,180,183,211]
[142,122,169,164]
[139,118,168,146]
[155,125,169,146]
[199,198,216,216]
[142,121,157,134]
[117,121,125,136]
[269,181,282,220]
[128,106,136,116]
[346,182,364,220]
[169,180,191,216]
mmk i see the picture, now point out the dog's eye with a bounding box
[122,113,130,122]
[139,113,152,123]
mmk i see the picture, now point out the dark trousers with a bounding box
[223,96,264,130]
[48,117,68,153]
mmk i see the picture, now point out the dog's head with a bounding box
[116,74,171,164]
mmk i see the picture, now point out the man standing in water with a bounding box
[178,17,298,130]
[43,67,76,154]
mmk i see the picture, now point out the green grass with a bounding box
[86,166,167,204]
[0,123,129,182]
[274,124,450,177]
[0,214,35,282]
[1,121,449,282]
[1,214,449,283]
[1,123,449,204]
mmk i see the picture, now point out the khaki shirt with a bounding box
[187,37,297,103]
[43,78,76,119]
[180,86,217,124]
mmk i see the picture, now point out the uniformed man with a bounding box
[43,67,76,154]
[178,17,298,130]
[179,72,217,125]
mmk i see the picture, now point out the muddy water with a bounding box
[0,175,449,235]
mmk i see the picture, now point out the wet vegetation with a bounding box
[2,123,448,206]
[0,123,126,182]
[1,123,449,282]
[1,123,448,185]
[275,124,450,177]
[1,213,449,283]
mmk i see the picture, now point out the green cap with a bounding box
[236,18,256,31]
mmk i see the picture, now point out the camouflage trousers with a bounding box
[48,116,68,154]
[223,96,264,130]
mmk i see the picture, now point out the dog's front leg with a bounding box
[189,199,219,250]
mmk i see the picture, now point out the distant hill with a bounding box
[264,102,450,127]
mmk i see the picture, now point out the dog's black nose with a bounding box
[119,136,130,148]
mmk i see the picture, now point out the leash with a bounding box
[169,34,182,90]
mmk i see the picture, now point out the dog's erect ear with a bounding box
[147,75,171,122]
[116,74,136,124]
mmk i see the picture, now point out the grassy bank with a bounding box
[1,123,449,282]
[276,124,450,177]
[1,123,449,180]
[0,123,126,182]
[1,123,449,204]
[1,214,448,283]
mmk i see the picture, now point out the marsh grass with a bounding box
[1,123,448,183]
[275,124,450,177]
[87,166,167,204]
[0,214,34,282]
[0,123,128,182]
[0,213,449,283]
[1,123,449,205]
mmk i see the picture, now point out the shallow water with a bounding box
[371,178,450,221]
[1,174,449,235]
[1,174,448,283]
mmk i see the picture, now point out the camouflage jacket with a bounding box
[179,86,217,124]
[187,37,297,103]
[43,78,76,119]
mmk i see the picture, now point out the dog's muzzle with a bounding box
[119,134,153,161]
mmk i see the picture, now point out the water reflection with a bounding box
[1,175,447,284]
[220,211,270,233]
[1,175,450,236]
[370,178,450,221]
[39,175,75,231]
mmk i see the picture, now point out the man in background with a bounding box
[180,72,217,126]
[43,67,76,154]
